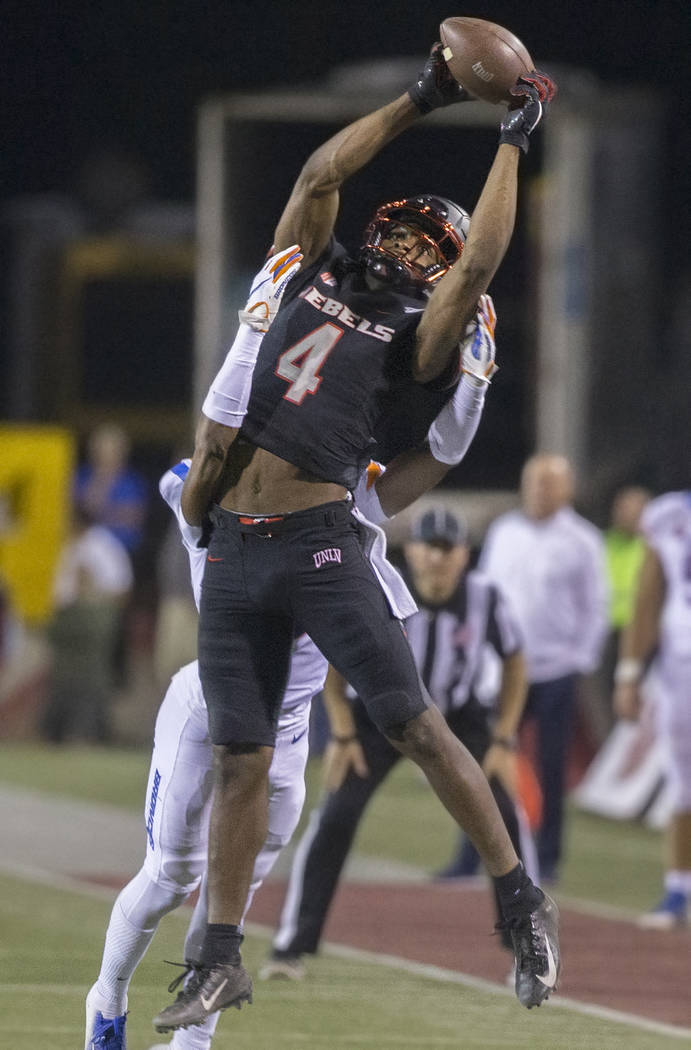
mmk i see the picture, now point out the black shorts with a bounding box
[198,500,427,746]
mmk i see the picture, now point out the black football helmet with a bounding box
[359,195,470,293]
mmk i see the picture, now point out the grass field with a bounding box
[1,742,686,1050]
[0,741,664,909]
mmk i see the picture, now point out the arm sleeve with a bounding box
[426,378,487,465]
[201,324,263,427]
[158,460,202,552]
[158,460,207,608]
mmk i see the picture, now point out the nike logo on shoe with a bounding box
[200,978,229,1012]
[536,938,558,989]
[291,728,308,744]
[207,556,224,562]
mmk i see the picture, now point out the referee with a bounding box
[261,507,534,978]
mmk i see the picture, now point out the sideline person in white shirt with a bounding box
[614,490,691,928]
[42,509,133,743]
[480,453,609,881]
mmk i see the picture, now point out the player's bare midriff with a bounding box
[218,440,347,515]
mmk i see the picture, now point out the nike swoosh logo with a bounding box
[207,556,224,562]
[403,305,424,313]
[291,728,308,744]
[536,937,558,988]
[200,978,228,1012]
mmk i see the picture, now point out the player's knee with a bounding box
[267,785,306,844]
[156,856,204,898]
[384,706,445,763]
[120,866,194,927]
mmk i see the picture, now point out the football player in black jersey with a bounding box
[153,49,559,1032]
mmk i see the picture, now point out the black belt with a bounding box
[209,498,352,536]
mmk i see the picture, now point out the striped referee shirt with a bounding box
[404,569,523,716]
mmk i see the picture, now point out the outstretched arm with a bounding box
[180,416,236,527]
[273,97,419,265]
[414,146,518,381]
[370,296,497,519]
[413,71,556,382]
[180,247,303,526]
[273,46,469,264]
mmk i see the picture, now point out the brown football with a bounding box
[439,16,533,105]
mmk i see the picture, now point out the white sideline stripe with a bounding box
[248,921,691,1043]
[0,860,126,902]
[326,854,651,925]
[552,893,641,923]
[5,860,691,1043]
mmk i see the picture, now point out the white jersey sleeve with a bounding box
[159,460,207,609]
[427,377,486,466]
[201,324,263,428]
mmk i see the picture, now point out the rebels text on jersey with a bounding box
[240,239,428,490]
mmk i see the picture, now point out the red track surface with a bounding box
[251,880,691,1030]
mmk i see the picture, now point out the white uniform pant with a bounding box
[143,660,310,911]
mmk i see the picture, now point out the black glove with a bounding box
[408,43,472,114]
[499,70,557,153]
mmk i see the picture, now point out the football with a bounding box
[439,16,533,105]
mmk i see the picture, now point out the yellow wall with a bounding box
[0,426,75,625]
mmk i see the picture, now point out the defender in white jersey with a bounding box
[85,254,499,1050]
[614,490,691,928]
[84,460,327,1050]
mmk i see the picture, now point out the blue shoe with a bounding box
[638,890,688,930]
[85,987,127,1049]
[90,1013,127,1049]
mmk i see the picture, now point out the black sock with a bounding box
[494,863,544,922]
[200,923,244,966]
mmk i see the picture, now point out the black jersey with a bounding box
[240,238,429,490]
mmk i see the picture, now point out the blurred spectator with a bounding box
[480,453,609,882]
[614,490,691,928]
[40,507,133,743]
[595,485,651,736]
[74,423,149,555]
[0,576,25,669]
[0,575,51,740]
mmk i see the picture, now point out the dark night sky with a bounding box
[3,0,689,500]
[5,0,691,216]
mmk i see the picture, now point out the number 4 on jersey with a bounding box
[275,322,343,404]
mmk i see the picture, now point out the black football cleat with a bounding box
[501,893,561,1008]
